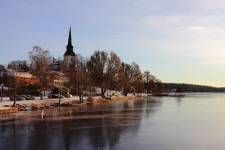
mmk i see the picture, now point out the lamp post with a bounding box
[1,84,3,102]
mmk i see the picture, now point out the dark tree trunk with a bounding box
[13,95,16,107]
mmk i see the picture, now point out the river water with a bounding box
[1,93,225,150]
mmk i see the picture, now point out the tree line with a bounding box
[164,83,225,92]
[1,45,224,105]
[0,46,166,104]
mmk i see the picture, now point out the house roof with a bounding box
[48,60,64,70]
[0,69,37,78]
[49,71,67,76]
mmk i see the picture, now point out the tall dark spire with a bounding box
[64,27,75,56]
[68,27,72,46]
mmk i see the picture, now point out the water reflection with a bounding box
[0,98,162,150]
[3,94,225,150]
[175,97,182,106]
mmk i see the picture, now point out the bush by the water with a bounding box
[87,96,94,102]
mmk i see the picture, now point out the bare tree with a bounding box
[119,62,142,96]
[87,51,108,97]
[70,54,90,103]
[149,80,157,93]
[87,51,121,97]
[106,52,121,95]
[149,74,161,83]
[8,60,30,72]
[0,64,6,71]
[155,82,166,93]
[143,71,150,94]
[3,66,23,106]
[88,51,109,97]
[29,46,52,100]
[132,80,144,96]
[57,73,67,105]
[0,64,6,86]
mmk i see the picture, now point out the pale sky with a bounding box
[0,0,225,87]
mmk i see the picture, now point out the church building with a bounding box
[64,27,76,70]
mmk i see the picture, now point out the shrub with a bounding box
[87,96,94,102]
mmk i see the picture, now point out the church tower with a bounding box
[64,27,76,70]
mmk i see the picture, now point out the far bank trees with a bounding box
[1,46,167,100]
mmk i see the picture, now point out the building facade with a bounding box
[0,69,38,87]
[47,71,68,89]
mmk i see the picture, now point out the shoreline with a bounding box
[0,107,18,115]
[0,96,138,115]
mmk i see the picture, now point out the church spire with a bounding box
[64,26,75,56]
[67,27,72,46]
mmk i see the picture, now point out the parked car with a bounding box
[20,95,31,100]
[63,94,72,98]
[10,96,26,101]
[27,95,36,100]
[48,94,65,99]
[25,95,36,100]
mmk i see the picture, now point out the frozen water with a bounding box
[1,93,225,150]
